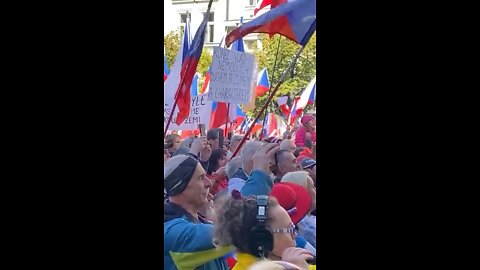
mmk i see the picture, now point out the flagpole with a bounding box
[231,44,305,158]
[225,103,230,137]
[260,37,282,140]
[164,0,214,136]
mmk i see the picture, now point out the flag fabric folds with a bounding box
[256,68,270,97]
[164,21,191,98]
[174,14,210,125]
[225,0,316,47]
[295,77,316,111]
[277,96,291,119]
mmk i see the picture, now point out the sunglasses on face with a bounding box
[272,222,297,238]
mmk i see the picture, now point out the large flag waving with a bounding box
[254,0,288,15]
[164,21,191,95]
[174,12,210,125]
[226,0,316,47]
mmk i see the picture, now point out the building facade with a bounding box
[164,0,269,53]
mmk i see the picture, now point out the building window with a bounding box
[180,13,191,24]
[208,25,214,42]
[203,12,215,42]
[203,12,214,22]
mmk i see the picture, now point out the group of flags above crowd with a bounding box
[164,0,316,137]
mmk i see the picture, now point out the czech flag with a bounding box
[277,96,291,118]
[295,77,316,111]
[256,68,270,97]
[174,12,210,125]
[235,105,246,123]
[164,46,169,82]
[254,0,288,15]
[164,20,191,95]
[225,0,316,47]
[289,96,300,125]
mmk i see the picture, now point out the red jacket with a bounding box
[294,126,316,147]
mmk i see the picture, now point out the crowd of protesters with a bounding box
[164,114,317,270]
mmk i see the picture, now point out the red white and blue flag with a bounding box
[226,0,316,47]
[164,20,191,97]
[256,68,270,97]
[254,0,288,15]
[295,77,316,111]
[288,96,300,125]
[174,13,210,125]
[277,96,291,119]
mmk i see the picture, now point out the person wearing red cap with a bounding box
[294,114,316,148]
[280,171,316,248]
[269,182,316,254]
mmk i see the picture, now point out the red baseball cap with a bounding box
[270,182,311,225]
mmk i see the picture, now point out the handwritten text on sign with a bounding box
[208,47,256,104]
[164,93,212,131]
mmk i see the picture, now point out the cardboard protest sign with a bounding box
[164,93,212,131]
[207,47,256,104]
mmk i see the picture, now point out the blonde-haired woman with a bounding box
[281,171,316,248]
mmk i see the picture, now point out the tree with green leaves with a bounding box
[251,33,316,118]
[164,29,212,90]
[164,29,316,119]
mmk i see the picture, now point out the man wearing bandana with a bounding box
[164,151,233,270]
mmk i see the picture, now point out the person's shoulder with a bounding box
[165,216,214,238]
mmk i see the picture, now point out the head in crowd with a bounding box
[273,150,301,181]
[164,155,213,214]
[241,141,264,175]
[165,134,181,154]
[213,195,296,260]
[180,137,195,149]
[281,171,316,212]
[207,128,224,150]
[164,149,171,165]
[293,147,306,158]
[298,157,316,186]
[280,140,296,153]
[301,114,316,131]
[230,135,244,154]
[207,148,228,175]
[225,156,242,180]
